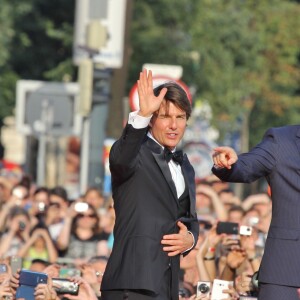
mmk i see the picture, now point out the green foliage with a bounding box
[0,0,299,150]
[0,0,76,122]
[129,0,300,147]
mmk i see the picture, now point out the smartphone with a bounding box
[0,264,8,273]
[216,221,239,235]
[198,219,213,230]
[74,202,89,212]
[52,278,79,295]
[10,256,23,274]
[16,270,48,300]
[240,225,253,236]
[59,267,81,278]
[211,279,233,300]
[196,281,211,297]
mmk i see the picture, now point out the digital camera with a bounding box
[240,225,253,236]
[52,278,79,295]
[197,281,211,297]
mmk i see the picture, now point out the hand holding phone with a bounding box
[16,270,48,300]
[211,279,233,300]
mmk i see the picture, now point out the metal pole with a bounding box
[36,99,49,186]
[79,116,90,194]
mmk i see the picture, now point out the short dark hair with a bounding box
[30,258,51,267]
[228,205,245,216]
[153,82,192,119]
[49,186,68,202]
[34,186,50,196]
[9,206,30,221]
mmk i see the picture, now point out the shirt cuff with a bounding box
[128,111,152,129]
[182,231,195,254]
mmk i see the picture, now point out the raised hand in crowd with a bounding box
[17,227,58,267]
[196,223,222,281]
[0,207,31,258]
[0,278,14,299]
[61,277,98,300]
[34,277,58,300]
[79,263,102,298]
[240,234,260,272]
[235,271,254,297]
[42,263,60,278]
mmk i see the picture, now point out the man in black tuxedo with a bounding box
[101,69,199,300]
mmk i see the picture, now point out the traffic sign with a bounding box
[16,80,82,137]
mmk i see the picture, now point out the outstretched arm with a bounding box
[212,146,238,170]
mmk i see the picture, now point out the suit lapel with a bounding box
[181,155,196,214]
[145,138,178,202]
[153,152,179,202]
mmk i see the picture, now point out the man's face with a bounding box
[150,100,187,150]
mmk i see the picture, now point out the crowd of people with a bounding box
[0,166,272,299]
[0,171,114,299]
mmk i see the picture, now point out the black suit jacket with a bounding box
[101,124,199,298]
[212,125,300,287]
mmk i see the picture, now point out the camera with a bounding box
[52,278,79,295]
[216,221,239,235]
[74,202,89,213]
[240,225,253,236]
[198,219,213,230]
[211,279,233,300]
[38,202,46,212]
[251,271,259,290]
[196,281,211,297]
[0,264,7,273]
[248,217,259,226]
[10,256,22,274]
[59,267,81,278]
[19,221,26,231]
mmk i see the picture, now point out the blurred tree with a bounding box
[0,0,299,152]
[0,1,18,121]
[128,0,198,89]
[0,0,75,124]
[129,0,300,149]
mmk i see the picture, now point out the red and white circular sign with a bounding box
[129,75,192,112]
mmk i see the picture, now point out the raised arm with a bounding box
[137,69,167,117]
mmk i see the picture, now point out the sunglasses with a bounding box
[49,203,61,209]
[78,213,97,218]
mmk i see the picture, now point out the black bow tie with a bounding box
[164,148,184,165]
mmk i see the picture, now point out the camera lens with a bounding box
[19,221,26,231]
[198,283,210,293]
[251,271,259,289]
